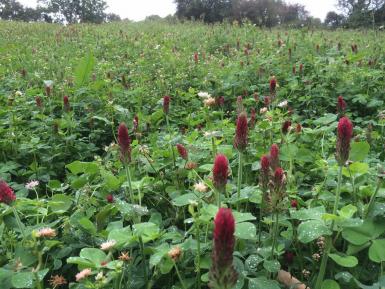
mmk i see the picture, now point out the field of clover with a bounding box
[0,19,384,289]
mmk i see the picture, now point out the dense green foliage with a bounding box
[0,20,384,289]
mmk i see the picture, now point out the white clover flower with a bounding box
[36,227,56,238]
[194,182,208,193]
[95,272,104,281]
[277,100,288,108]
[26,180,39,190]
[260,107,268,114]
[43,80,53,88]
[100,240,116,251]
[15,91,23,96]
[198,91,211,98]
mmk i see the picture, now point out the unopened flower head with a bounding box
[234,112,248,151]
[76,268,92,282]
[176,144,188,160]
[36,227,56,238]
[213,154,229,192]
[163,95,170,114]
[336,116,353,166]
[269,144,280,170]
[118,123,131,163]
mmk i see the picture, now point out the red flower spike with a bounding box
[291,199,298,208]
[274,167,285,185]
[269,144,280,170]
[337,95,347,113]
[270,77,277,94]
[63,95,70,112]
[209,208,238,289]
[213,154,229,192]
[336,116,353,166]
[264,96,270,106]
[292,65,296,75]
[35,96,42,108]
[282,120,291,134]
[259,155,270,191]
[299,63,303,74]
[176,144,188,160]
[118,123,131,163]
[194,52,198,63]
[133,115,139,132]
[163,96,170,114]
[234,112,248,151]
[0,180,16,205]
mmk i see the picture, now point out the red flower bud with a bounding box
[299,63,303,74]
[213,154,229,192]
[296,123,302,134]
[284,251,295,264]
[336,116,353,166]
[291,199,298,208]
[118,123,131,163]
[216,96,225,107]
[194,52,198,63]
[292,65,296,75]
[337,95,347,113]
[163,96,170,114]
[0,180,16,205]
[234,112,248,151]
[269,144,280,170]
[176,144,188,160]
[209,208,238,288]
[106,194,114,203]
[264,96,270,106]
[274,167,285,185]
[282,120,291,134]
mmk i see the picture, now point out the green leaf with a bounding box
[263,260,281,273]
[342,220,385,246]
[101,170,120,190]
[75,51,95,87]
[249,277,281,289]
[78,217,97,235]
[172,193,200,206]
[11,269,48,288]
[298,220,331,243]
[79,248,107,265]
[369,239,385,263]
[290,206,326,220]
[343,162,369,177]
[321,279,340,289]
[314,113,337,125]
[133,222,160,243]
[349,142,370,162]
[66,161,99,175]
[48,194,73,213]
[338,205,357,219]
[280,143,298,161]
[329,253,358,267]
[234,222,257,240]
[233,211,257,223]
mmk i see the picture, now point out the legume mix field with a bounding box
[0,20,385,289]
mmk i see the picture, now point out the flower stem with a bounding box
[174,262,187,289]
[271,211,279,260]
[365,178,382,218]
[196,218,201,289]
[12,206,26,239]
[165,115,176,169]
[314,165,343,289]
[236,151,243,211]
[139,236,149,286]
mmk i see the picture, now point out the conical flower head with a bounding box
[213,154,228,191]
[209,208,238,289]
[163,96,170,114]
[63,95,70,112]
[0,180,16,205]
[118,123,131,163]
[269,144,280,170]
[176,144,188,160]
[270,77,277,94]
[281,120,291,134]
[234,112,248,151]
[336,116,353,166]
[249,108,256,129]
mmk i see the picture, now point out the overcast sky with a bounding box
[19,0,338,21]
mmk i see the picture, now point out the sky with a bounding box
[19,0,338,21]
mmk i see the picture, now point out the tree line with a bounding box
[1,0,384,28]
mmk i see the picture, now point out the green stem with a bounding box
[314,165,343,289]
[365,178,383,218]
[174,262,187,289]
[139,236,149,286]
[196,214,201,289]
[258,190,265,245]
[236,151,243,211]
[124,164,135,204]
[12,206,26,239]
[165,115,176,169]
[211,137,217,159]
[271,211,279,260]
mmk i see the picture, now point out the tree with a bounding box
[325,11,346,27]
[38,0,108,23]
[337,0,385,27]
